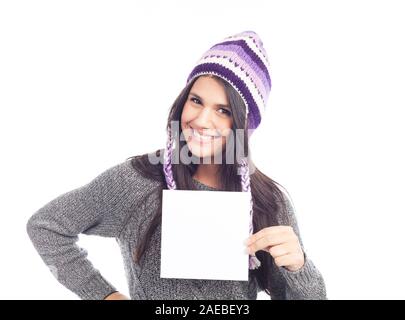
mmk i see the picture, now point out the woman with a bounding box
[27,31,327,300]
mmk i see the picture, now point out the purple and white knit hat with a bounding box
[163,31,271,270]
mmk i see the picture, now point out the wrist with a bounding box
[104,291,129,300]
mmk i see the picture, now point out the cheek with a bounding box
[180,108,188,128]
[220,128,233,147]
[181,104,193,122]
[219,127,233,138]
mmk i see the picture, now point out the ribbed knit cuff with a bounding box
[74,273,118,300]
[278,255,321,289]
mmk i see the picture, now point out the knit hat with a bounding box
[163,31,271,270]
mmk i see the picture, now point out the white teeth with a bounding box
[192,129,218,141]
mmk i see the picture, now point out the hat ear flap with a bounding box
[163,127,177,190]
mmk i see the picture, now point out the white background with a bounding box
[1,0,404,299]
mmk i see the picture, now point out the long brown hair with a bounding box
[126,75,291,296]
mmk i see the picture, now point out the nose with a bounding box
[193,106,214,129]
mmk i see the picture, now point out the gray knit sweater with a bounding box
[26,156,327,300]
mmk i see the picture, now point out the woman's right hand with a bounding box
[104,291,130,300]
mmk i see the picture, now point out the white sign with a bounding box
[160,189,251,281]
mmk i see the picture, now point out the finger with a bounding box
[268,243,292,258]
[247,233,287,254]
[245,225,293,246]
[273,253,293,268]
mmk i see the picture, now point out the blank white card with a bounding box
[161,189,251,281]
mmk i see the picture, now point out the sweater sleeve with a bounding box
[274,191,328,300]
[26,159,140,300]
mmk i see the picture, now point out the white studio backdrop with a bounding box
[1,0,404,299]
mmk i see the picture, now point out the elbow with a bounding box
[26,214,37,241]
[26,213,42,244]
[26,211,52,251]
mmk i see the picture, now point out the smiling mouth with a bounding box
[189,128,221,143]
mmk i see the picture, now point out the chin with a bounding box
[187,143,223,161]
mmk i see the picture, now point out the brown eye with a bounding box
[219,108,232,116]
[191,97,201,104]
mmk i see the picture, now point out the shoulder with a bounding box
[96,155,163,194]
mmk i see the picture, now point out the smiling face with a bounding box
[181,75,233,160]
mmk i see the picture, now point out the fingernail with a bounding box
[243,238,249,245]
[244,247,250,254]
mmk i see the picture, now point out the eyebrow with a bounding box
[189,92,230,109]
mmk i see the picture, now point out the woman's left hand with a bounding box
[245,226,305,272]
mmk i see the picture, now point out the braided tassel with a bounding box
[163,127,177,190]
[240,158,261,270]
